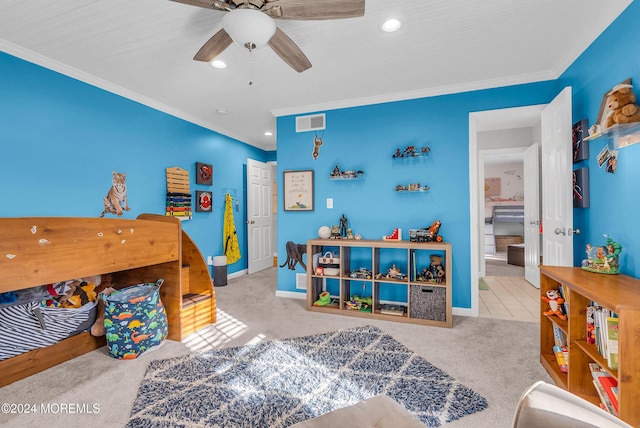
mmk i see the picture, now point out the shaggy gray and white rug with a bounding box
[127,325,487,427]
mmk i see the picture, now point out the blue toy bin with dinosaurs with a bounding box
[102,279,168,360]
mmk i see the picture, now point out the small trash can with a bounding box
[213,256,228,287]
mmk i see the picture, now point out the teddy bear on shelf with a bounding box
[541,289,567,320]
[428,255,446,283]
[605,83,640,128]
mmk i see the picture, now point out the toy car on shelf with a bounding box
[349,267,372,279]
[409,220,443,242]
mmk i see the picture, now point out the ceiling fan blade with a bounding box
[268,27,312,72]
[194,29,233,62]
[170,0,231,12]
[264,0,365,20]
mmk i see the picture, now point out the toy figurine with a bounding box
[582,236,622,274]
[339,214,349,237]
[541,289,567,320]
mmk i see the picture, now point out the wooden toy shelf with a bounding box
[306,239,452,328]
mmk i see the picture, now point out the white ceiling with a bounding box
[0,0,632,151]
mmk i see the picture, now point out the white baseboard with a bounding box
[228,269,247,279]
[275,290,306,300]
[452,307,474,317]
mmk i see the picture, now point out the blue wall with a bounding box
[0,52,270,276]
[276,2,640,309]
[276,82,561,308]
[3,2,640,310]
[558,1,640,275]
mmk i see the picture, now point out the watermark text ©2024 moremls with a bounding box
[1,402,100,414]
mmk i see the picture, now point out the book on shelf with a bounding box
[586,305,597,344]
[556,284,569,315]
[588,304,612,359]
[598,374,619,415]
[589,363,619,416]
[552,323,566,347]
[553,345,568,373]
[380,304,406,316]
[606,316,619,371]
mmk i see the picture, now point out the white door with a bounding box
[524,143,541,287]
[247,158,273,274]
[541,87,574,267]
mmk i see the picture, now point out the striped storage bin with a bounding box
[0,301,97,361]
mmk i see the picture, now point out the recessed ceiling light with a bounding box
[211,60,227,69]
[216,108,228,115]
[381,18,401,32]
[264,131,273,136]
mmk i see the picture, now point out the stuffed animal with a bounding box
[428,255,446,283]
[59,279,97,308]
[541,289,566,320]
[605,83,640,128]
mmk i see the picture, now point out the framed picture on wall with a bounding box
[283,170,314,211]
[196,190,212,212]
[196,162,213,185]
[572,119,589,163]
[573,167,589,208]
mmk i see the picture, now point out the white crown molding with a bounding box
[271,70,557,118]
[0,39,269,149]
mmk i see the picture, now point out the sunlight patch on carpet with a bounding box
[181,309,247,352]
[128,325,487,427]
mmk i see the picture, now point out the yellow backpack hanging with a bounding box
[223,193,241,264]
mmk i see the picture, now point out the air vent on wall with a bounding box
[296,113,326,133]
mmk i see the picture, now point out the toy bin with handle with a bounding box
[102,279,168,360]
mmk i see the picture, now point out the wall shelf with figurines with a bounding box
[395,183,430,192]
[392,145,431,159]
[329,164,364,180]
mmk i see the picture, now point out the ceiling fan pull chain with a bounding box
[248,49,254,86]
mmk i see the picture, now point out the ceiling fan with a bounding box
[171,0,365,72]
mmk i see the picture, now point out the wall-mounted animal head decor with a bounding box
[100,171,129,217]
[312,133,323,160]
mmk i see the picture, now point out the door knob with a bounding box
[554,227,580,236]
[246,220,255,224]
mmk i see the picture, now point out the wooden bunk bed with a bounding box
[0,214,215,387]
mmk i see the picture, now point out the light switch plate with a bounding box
[327,198,333,209]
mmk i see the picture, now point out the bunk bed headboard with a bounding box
[0,215,181,293]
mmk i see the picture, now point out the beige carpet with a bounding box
[0,267,551,428]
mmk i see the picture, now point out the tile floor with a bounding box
[479,275,540,322]
[479,254,540,322]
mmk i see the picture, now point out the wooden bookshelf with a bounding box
[540,266,640,426]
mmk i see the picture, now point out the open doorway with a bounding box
[469,105,544,321]
[481,149,527,278]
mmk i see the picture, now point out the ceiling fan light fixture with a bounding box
[381,18,402,33]
[223,8,276,50]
